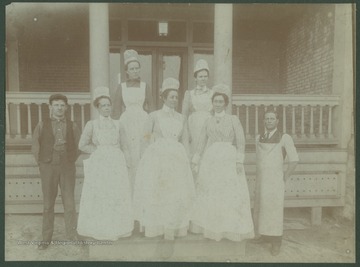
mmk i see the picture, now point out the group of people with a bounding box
[32,49,299,256]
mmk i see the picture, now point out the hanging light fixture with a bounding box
[158,21,168,37]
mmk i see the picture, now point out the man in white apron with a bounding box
[252,108,299,256]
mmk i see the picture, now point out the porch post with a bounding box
[214,4,233,113]
[7,40,20,135]
[89,3,110,119]
[332,4,354,149]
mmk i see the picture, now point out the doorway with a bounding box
[110,47,188,112]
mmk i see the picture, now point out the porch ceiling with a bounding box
[6,3,326,42]
[6,3,309,28]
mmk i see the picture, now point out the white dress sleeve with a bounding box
[78,121,97,154]
[231,115,246,164]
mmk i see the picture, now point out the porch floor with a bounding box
[5,208,355,262]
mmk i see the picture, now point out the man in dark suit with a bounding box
[32,94,81,250]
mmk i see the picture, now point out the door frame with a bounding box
[124,46,188,111]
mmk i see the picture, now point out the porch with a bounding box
[5,3,354,228]
[5,92,347,226]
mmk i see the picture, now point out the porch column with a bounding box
[214,4,233,113]
[89,3,109,119]
[7,40,20,135]
[332,4,354,149]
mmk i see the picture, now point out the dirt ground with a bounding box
[4,207,355,263]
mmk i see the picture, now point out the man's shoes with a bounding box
[38,242,49,250]
[270,243,281,256]
[250,236,268,244]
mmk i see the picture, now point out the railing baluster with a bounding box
[5,92,341,145]
[328,105,333,138]
[38,104,42,123]
[70,104,74,121]
[245,105,250,138]
[16,103,21,138]
[26,103,32,139]
[309,105,315,138]
[319,105,324,138]
[255,106,259,136]
[301,106,305,138]
[282,105,286,133]
[6,103,10,136]
[81,104,85,130]
[292,106,296,138]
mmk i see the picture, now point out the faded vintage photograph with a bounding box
[5,2,355,263]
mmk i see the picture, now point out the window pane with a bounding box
[109,50,121,99]
[162,54,182,110]
[137,52,152,89]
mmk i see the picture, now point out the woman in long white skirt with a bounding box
[191,84,254,242]
[112,49,152,189]
[133,78,195,240]
[77,87,133,241]
[182,59,214,156]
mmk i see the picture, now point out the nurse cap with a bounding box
[124,49,140,66]
[160,77,180,94]
[194,59,210,75]
[93,86,110,100]
[212,84,230,98]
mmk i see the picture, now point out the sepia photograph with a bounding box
[4,2,355,263]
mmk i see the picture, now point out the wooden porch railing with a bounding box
[5,92,340,145]
[232,94,340,145]
[6,92,91,144]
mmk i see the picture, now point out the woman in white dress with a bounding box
[182,59,214,155]
[190,84,254,242]
[133,78,195,240]
[112,49,152,187]
[77,87,133,241]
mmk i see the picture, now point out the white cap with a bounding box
[160,77,180,94]
[212,84,230,98]
[93,86,110,100]
[124,49,140,66]
[194,59,210,74]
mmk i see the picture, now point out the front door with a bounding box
[110,47,187,112]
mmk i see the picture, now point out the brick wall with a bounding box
[233,40,282,94]
[281,5,335,95]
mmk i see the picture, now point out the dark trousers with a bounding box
[39,152,77,242]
